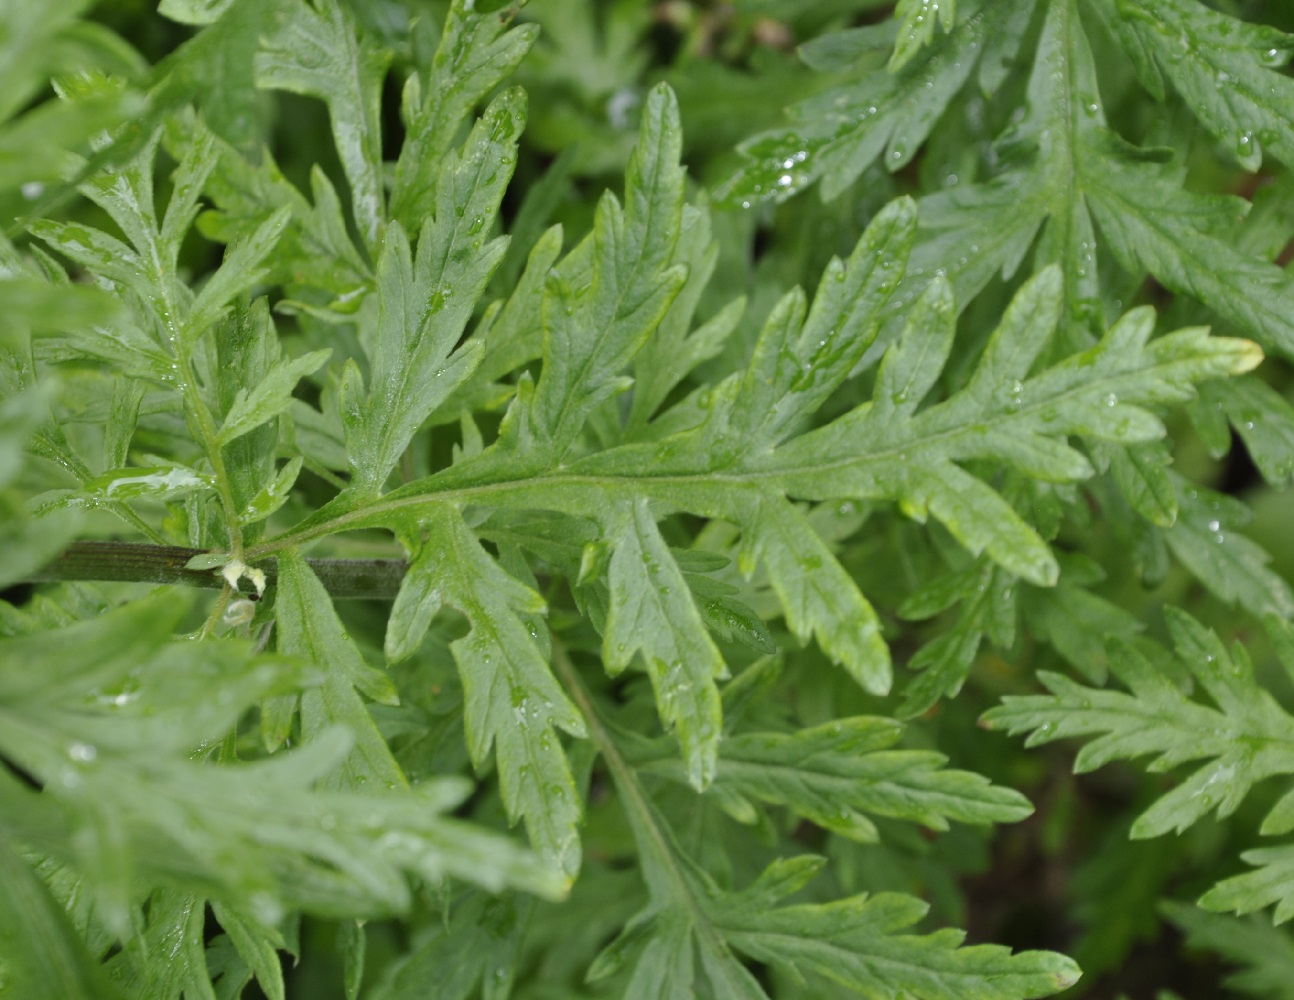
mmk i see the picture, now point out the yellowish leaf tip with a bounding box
[1233,338,1264,374]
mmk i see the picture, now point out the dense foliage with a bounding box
[3,0,1294,997]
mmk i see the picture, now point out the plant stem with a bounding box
[550,641,681,876]
[25,541,408,599]
[199,585,233,637]
[551,641,740,982]
[145,228,245,564]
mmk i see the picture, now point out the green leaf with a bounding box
[0,2,95,121]
[628,201,739,433]
[0,835,125,1000]
[1200,846,1294,925]
[152,0,286,150]
[720,196,916,453]
[106,890,214,1000]
[690,575,776,654]
[556,619,1079,998]
[160,0,237,25]
[718,2,1017,205]
[890,0,957,72]
[388,503,585,876]
[337,921,365,1000]
[1088,159,1294,358]
[14,2,1294,990]
[428,225,564,428]
[713,864,1081,998]
[214,298,286,536]
[1102,440,1178,528]
[897,556,1018,716]
[627,714,1032,840]
[0,587,563,935]
[594,754,1076,999]
[983,608,1294,843]
[27,217,145,289]
[754,269,1256,585]
[0,505,80,591]
[1022,555,1142,684]
[389,0,539,230]
[368,894,532,1000]
[240,457,303,525]
[255,0,389,246]
[275,550,406,791]
[199,138,371,297]
[185,206,291,345]
[346,89,523,493]
[102,377,144,471]
[210,903,286,1000]
[0,385,83,587]
[601,497,725,790]
[0,589,180,699]
[379,218,1253,720]
[1163,901,1294,998]
[219,348,329,445]
[738,491,890,694]
[0,596,310,760]
[1097,0,1294,171]
[523,82,688,457]
[1201,376,1294,486]
[1163,479,1294,618]
[30,127,290,354]
[926,0,1098,334]
[79,465,212,502]
[0,277,124,332]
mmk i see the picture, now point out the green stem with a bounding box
[146,228,245,564]
[551,642,740,981]
[26,541,408,599]
[199,585,233,638]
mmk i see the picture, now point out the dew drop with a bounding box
[68,742,97,762]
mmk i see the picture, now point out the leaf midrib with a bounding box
[247,347,1216,558]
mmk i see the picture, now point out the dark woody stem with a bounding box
[25,541,408,600]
